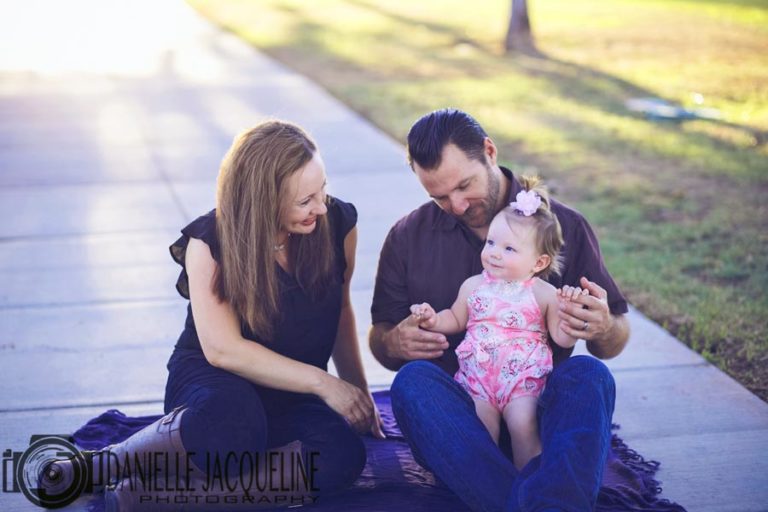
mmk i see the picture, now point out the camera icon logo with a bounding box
[4,435,89,509]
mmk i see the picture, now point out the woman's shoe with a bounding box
[39,407,195,496]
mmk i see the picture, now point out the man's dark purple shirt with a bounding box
[371,167,628,375]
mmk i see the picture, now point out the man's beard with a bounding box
[459,164,500,228]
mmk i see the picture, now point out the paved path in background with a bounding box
[1,1,766,510]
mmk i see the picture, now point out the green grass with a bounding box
[188,0,768,400]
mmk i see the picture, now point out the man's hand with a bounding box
[557,277,613,342]
[386,313,449,361]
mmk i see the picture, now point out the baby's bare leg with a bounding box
[474,398,502,444]
[502,396,541,470]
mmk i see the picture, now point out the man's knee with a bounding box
[548,356,616,409]
[391,360,443,403]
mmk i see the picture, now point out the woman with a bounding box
[51,120,383,510]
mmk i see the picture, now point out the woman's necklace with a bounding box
[273,233,290,252]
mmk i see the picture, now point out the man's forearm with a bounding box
[586,314,630,360]
[369,323,406,372]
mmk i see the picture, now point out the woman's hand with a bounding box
[317,374,375,434]
[370,397,386,439]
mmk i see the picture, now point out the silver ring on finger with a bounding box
[583,321,589,330]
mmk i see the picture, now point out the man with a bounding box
[369,109,630,511]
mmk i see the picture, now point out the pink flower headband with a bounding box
[510,190,541,216]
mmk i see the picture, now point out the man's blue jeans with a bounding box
[390,356,616,512]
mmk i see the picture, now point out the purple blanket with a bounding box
[73,391,686,511]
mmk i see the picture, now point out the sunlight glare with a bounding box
[1,0,196,76]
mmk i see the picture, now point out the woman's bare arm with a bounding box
[185,237,373,430]
[186,237,329,392]
[331,227,384,437]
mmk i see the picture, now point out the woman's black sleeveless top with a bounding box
[169,196,357,371]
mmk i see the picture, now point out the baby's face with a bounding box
[480,215,542,282]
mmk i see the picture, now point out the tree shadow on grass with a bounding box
[346,0,768,151]
[516,49,768,147]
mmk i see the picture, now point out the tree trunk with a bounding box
[504,0,535,54]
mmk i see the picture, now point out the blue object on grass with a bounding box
[626,97,721,121]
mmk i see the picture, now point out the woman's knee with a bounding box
[180,380,268,457]
[310,422,366,493]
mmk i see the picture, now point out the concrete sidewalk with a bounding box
[1,1,766,510]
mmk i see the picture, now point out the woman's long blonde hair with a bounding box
[213,121,334,341]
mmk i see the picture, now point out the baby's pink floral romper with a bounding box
[454,270,553,412]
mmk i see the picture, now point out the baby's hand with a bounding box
[409,303,437,329]
[557,285,589,302]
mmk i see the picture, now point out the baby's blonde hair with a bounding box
[500,175,564,279]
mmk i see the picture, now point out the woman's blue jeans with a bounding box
[390,355,616,512]
[164,348,367,494]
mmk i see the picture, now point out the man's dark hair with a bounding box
[406,108,488,170]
